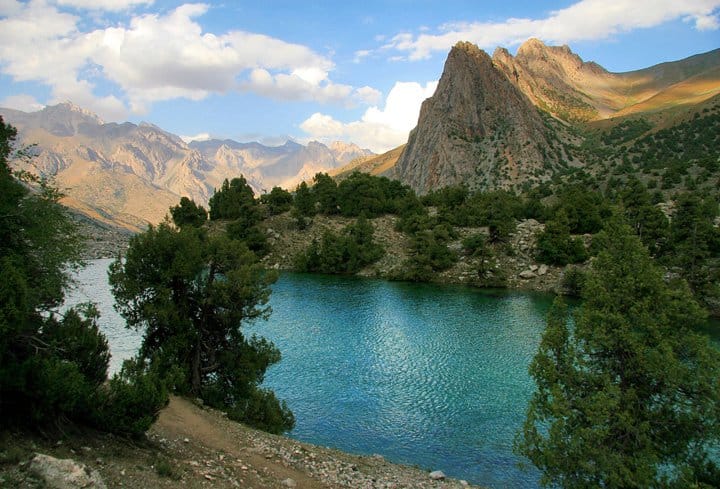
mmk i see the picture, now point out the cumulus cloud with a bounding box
[0,2,378,120]
[300,81,438,153]
[382,0,720,60]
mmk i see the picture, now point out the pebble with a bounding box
[281,478,297,487]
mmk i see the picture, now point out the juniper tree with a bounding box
[517,218,720,488]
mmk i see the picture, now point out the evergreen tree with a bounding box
[170,196,208,228]
[312,172,338,215]
[535,210,588,265]
[109,224,294,433]
[664,192,720,309]
[517,218,720,488]
[208,176,258,221]
[0,116,165,436]
[260,186,293,216]
[292,181,315,229]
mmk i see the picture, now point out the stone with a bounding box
[429,470,446,480]
[519,270,537,279]
[460,480,469,486]
[529,264,538,272]
[28,453,107,489]
[281,478,297,487]
[538,264,548,276]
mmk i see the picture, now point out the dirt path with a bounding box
[153,396,330,488]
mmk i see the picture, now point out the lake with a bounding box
[64,259,720,488]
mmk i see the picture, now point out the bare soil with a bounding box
[1,396,483,488]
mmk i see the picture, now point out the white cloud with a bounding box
[0,94,45,112]
[300,81,438,153]
[179,132,211,143]
[55,0,154,11]
[0,2,379,120]
[382,0,720,60]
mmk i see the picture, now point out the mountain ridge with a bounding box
[1,103,373,228]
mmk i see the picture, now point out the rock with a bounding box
[429,470,446,480]
[519,270,537,279]
[538,264,548,276]
[28,453,107,489]
[281,478,297,487]
[529,264,538,272]
[460,480,469,486]
[183,438,190,443]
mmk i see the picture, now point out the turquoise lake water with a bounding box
[65,260,720,489]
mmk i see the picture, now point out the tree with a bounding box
[312,172,338,215]
[292,181,315,229]
[517,218,720,488]
[208,176,258,221]
[0,116,165,435]
[295,215,384,274]
[663,192,720,310]
[170,196,208,228]
[108,223,294,433]
[535,210,588,266]
[260,186,293,216]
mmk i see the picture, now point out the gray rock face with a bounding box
[28,453,107,489]
[395,41,559,194]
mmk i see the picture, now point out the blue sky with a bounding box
[0,0,718,152]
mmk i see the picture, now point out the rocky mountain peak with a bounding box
[395,42,560,194]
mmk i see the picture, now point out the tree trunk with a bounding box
[191,344,201,395]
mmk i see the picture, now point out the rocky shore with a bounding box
[1,397,485,489]
[261,212,571,295]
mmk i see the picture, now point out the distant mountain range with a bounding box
[0,103,372,230]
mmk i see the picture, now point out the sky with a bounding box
[0,1,718,153]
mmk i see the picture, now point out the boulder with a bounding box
[538,264,548,276]
[429,470,446,480]
[519,270,537,279]
[28,453,107,489]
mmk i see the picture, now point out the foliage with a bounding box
[170,197,208,228]
[400,226,457,281]
[560,266,586,297]
[617,177,669,256]
[312,173,339,215]
[108,223,293,433]
[292,181,315,229]
[463,233,495,281]
[296,215,384,274]
[0,115,161,437]
[226,219,269,257]
[208,176,258,221]
[535,211,588,266]
[260,186,293,216]
[92,358,168,438]
[600,118,653,145]
[662,192,720,309]
[517,218,720,488]
[335,172,414,217]
[553,185,609,234]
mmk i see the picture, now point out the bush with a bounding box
[229,387,295,435]
[92,359,168,438]
[296,215,384,274]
